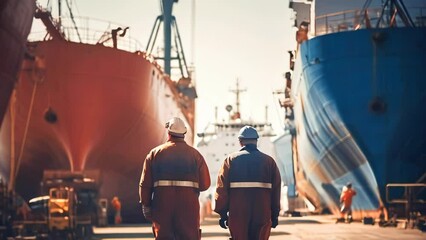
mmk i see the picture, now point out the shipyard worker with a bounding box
[214,125,281,240]
[139,117,211,240]
[111,196,122,224]
[296,21,309,44]
[337,182,357,223]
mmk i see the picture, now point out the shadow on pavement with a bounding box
[201,231,290,238]
[271,231,291,236]
[92,232,153,239]
[280,219,322,224]
[202,231,232,238]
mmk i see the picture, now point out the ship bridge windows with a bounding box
[214,123,267,133]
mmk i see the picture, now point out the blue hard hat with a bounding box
[238,126,259,139]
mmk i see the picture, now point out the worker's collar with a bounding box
[241,143,258,151]
[168,136,186,142]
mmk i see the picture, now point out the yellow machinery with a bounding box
[12,170,101,239]
[48,187,75,232]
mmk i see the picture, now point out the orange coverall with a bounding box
[111,197,122,224]
[139,137,210,240]
[214,144,281,240]
[340,187,356,216]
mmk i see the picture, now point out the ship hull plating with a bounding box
[0,0,34,126]
[0,40,194,222]
[292,27,426,218]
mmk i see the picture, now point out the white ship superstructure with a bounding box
[197,80,275,215]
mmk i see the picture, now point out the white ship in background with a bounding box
[196,80,276,216]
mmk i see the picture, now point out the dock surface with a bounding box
[92,215,425,240]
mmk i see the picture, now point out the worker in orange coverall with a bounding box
[139,117,211,240]
[214,126,281,240]
[111,196,122,224]
[337,182,357,223]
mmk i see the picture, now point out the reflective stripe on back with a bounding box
[153,180,199,188]
[230,182,272,189]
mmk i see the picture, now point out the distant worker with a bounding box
[378,206,386,227]
[214,125,281,240]
[111,196,122,224]
[16,195,31,221]
[337,182,357,223]
[296,21,309,45]
[139,117,211,239]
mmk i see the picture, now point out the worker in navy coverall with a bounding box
[214,125,281,240]
[139,117,211,240]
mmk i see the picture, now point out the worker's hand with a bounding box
[142,205,152,221]
[271,217,279,228]
[219,214,228,229]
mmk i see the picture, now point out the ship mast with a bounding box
[229,79,246,120]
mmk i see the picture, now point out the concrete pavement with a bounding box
[92,215,425,240]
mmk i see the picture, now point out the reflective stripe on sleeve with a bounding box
[230,182,272,189]
[153,180,199,188]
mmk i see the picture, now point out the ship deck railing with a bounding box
[215,123,270,130]
[315,6,426,36]
[29,15,144,53]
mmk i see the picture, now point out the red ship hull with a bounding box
[0,40,194,222]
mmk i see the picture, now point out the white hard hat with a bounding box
[165,117,187,137]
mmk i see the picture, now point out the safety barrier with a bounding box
[315,7,426,36]
[386,183,426,224]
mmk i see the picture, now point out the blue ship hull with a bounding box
[291,27,426,217]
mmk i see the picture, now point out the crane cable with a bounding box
[13,77,39,189]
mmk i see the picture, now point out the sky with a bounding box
[32,0,297,139]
